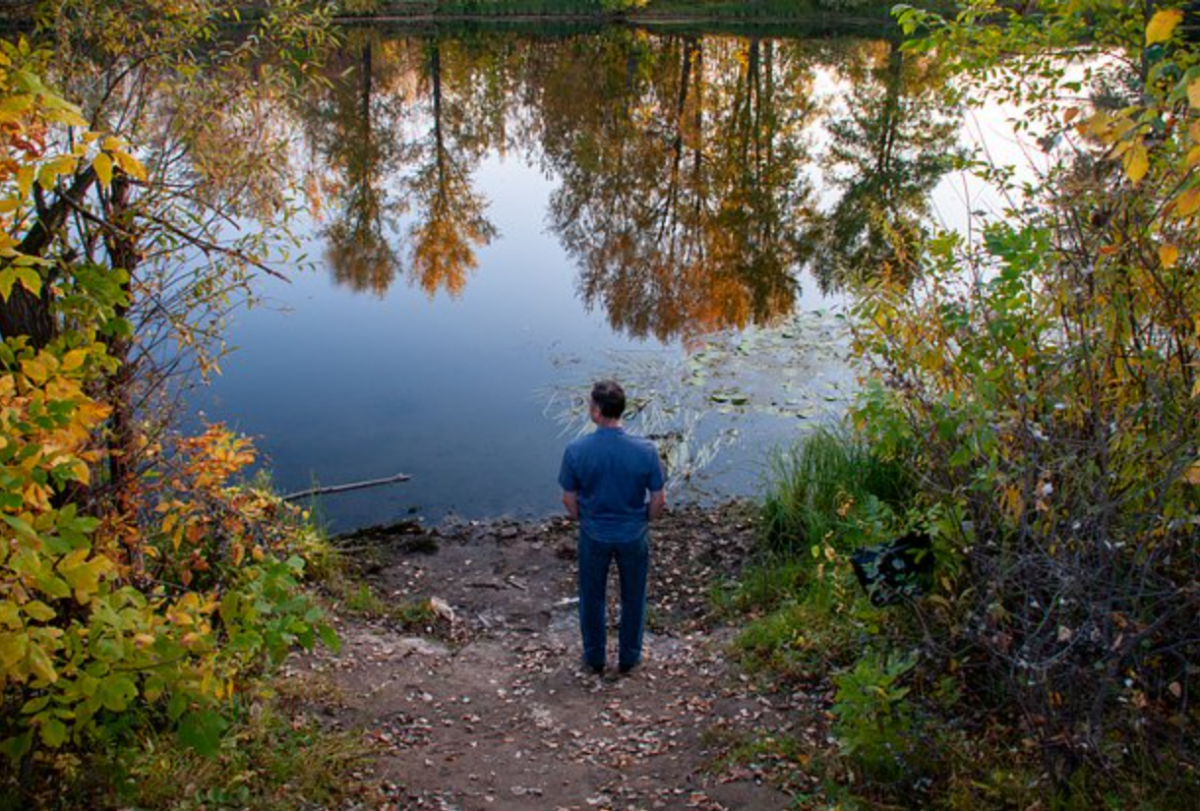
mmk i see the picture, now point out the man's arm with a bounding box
[648,489,666,521]
[562,490,580,520]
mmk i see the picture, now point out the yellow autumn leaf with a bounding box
[16,164,34,198]
[1176,186,1200,217]
[20,357,50,385]
[0,632,28,670]
[113,150,147,182]
[45,107,88,128]
[1187,145,1200,169]
[1146,9,1183,45]
[1189,79,1200,109]
[1159,244,1179,268]
[92,152,113,187]
[70,460,91,486]
[27,641,57,684]
[36,155,77,190]
[1184,461,1200,485]
[1123,142,1149,184]
[60,349,88,372]
[58,549,114,603]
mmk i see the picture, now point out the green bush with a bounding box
[733,589,883,683]
[830,649,916,781]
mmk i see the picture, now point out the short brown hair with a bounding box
[591,380,626,419]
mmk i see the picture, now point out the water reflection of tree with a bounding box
[807,40,960,292]
[297,29,956,311]
[298,33,497,298]
[305,32,409,296]
[543,34,816,342]
[407,39,497,298]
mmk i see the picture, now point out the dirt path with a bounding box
[291,504,820,811]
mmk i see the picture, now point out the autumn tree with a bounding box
[0,3,338,801]
[835,1,1200,801]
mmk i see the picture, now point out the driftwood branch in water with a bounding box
[282,473,412,502]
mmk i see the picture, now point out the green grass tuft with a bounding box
[760,426,911,555]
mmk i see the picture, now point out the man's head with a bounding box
[590,379,626,422]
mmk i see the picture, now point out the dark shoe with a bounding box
[583,660,605,675]
[618,661,639,675]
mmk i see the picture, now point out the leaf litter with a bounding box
[285,503,826,809]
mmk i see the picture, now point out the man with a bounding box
[558,380,666,676]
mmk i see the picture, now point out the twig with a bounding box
[282,473,412,502]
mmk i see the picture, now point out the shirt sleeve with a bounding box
[558,446,579,492]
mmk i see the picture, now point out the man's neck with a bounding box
[595,417,622,430]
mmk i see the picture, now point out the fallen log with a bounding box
[282,472,412,502]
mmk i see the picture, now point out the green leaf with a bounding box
[96,674,137,712]
[39,717,67,748]
[167,691,188,721]
[34,574,71,601]
[2,513,38,541]
[22,601,55,622]
[317,623,340,654]
[0,732,32,764]
[178,710,227,759]
[0,269,15,302]
[14,267,40,295]
[20,695,50,714]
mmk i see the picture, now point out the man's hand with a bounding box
[562,490,580,520]
[648,489,666,521]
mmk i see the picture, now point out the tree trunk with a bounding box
[102,176,141,571]
[0,168,97,348]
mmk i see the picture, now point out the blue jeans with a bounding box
[578,528,649,669]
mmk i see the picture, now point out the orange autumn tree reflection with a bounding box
[543,34,816,342]
[298,34,496,298]
[407,39,497,298]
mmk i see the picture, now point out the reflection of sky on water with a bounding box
[190,30,1034,532]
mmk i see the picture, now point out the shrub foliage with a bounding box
[0,5,337,801]
[831,0,1200,801]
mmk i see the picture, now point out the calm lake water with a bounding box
[189,25,1005,532]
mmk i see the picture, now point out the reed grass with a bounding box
[759,426,911,555]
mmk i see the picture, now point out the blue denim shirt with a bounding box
[558,427,665,543]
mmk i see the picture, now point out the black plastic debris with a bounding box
[850,532,934,607]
